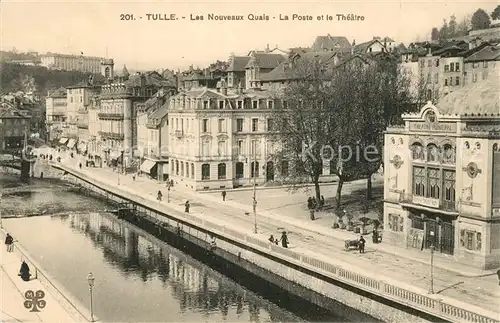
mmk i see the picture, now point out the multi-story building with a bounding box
[136,90,172,180]
[96,71,176,167]
[464,43,500,85]
[417,49,441,102]
[65,83,101,150]
[40,52,107,73]
[383,77,500,269]
[0,104,31,151]
[245,50,286,89]
[45,87,67,142]
[226,54,251,88]
[168,83,286,190]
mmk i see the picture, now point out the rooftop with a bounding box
[464,44,500,62]
[48,87,67,98]
[226,56,251,72]
[245,52,286,69]
[311,35,351,52]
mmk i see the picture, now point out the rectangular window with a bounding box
[455,77,460,86]
[445,79,448,86]
[427,60,432,67]
[473,73,478,83]
[218,141,225,156]
[203,101,209,109]
[388,214,404,232]
[237,101,243,109]
[450,63,455,72]
[218,119,225,133]
[444,65,449,72]
[237,140,244,155]
[251,140,260,156]
[218,101,224,109]
[251,118,258,132]
[236,118,243,132]
[412,166,426,197]
[267,100,273,109]
[483,61,488,68]
[427,168,440,199]
[202,119,208,133]
[455,62,460,72]
[267,118,274,131]
[252,101,258,109]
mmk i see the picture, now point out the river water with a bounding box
[0,173,347,322]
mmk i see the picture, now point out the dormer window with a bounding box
[252,101,258,109]
[237,101,243,109]
[425,111,436,123]
[267,100,273,109]
[219,101,224,109]
[203,101,209,109]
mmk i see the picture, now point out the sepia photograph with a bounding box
[0,0,499,322]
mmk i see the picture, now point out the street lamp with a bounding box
[421,213,435,294]
[87,272,95,322]
[252,153,258,234]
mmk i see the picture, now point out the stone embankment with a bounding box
[52,162,500,323]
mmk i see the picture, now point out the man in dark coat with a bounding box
[5,233,14,252]
[358,235,366,253]
[19,261,30,281]
[280,231,289,248]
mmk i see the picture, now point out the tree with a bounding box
[270,54,419,207]
[471,8,491,30]
[456,15,471,36]
[492,5,500,20]
[439,19,449,40]
[431,28,439,41]
[448,15,458,38]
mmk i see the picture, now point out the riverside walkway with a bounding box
[0,230,85,323]
[51,153,500,322]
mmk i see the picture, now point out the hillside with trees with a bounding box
[430,5,500,41]
[0,62,105,96]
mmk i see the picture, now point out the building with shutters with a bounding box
[45,87,67,142]
[167,80,287,191]
[383,75,500,269]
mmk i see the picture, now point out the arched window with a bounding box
[411,143,424,160]
[251,162,259,178]
[413,166,425,196]
[202,163,210,180]
[186,162,189,178]
[442,144,455,164]
[428,168,440,198]
[218,163,226,179]
[171,160,175,172]
[191,163,195,179]
[180,162,184,176]
[427,143,439,162]
[235,162,244,179]
[175,160,179,175]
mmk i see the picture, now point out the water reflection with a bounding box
[7,212,306,322]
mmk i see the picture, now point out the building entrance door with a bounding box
[266,161,274,181]
[410,210,455,255]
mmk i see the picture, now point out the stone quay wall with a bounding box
[52,163,500,323]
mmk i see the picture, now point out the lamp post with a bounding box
[421,213,435,294]
[252,153,257,234]
[167,183,171,203]
[87,272,95,322]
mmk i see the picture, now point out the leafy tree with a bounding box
[448,15,458,38]
[431,28,439,41]
[492,5,500,20]
[456,16,471,36]
[439,19,449,40]
[269,54,419,206]
[471,8,491,30]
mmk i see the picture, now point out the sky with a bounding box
[1,0,497,71]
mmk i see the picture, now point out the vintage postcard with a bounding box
[1,0,499,322]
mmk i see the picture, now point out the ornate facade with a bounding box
[383,76,500,269]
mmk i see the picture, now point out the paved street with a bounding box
[51,151,500,316]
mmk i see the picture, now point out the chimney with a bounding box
[427,47,432,56]
[266,44,270,53]
[237,82,243,94]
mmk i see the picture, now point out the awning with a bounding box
[78,143,87,152]
[140,160,157,174]
[110,150,122,160]
[67,139,76,148]
[59,137,68,144]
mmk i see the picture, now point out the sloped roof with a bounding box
[48,87,67,98]
[0,106,31,118]
[436,75,499,115]
[464,44,500,62]
[311,35,351,52]
[125,71,176,88]
[354,39,386,53]
[226,56,251,72]
[260,62,294,81]
[245,53,286,69]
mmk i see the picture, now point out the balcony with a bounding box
[399,192,457,212]
[98,131,124,140]
[97,113,124,120]
[175,130,184,139]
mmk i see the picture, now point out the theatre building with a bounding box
[383,78,500,269]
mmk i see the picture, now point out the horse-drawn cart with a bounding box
[344,239,360,251]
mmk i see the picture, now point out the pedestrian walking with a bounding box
[280,231,289,248]
[79,162,82,169]
[268,235,275,243]
[132,174,136,181]
[358,235,366,254]
[185,200,190,213]
[5,233,14,252]
[222,190,227,201]
[157,190,163,201]
[19,260,31,281]
[307,197,313,210]
[320,195,325,209]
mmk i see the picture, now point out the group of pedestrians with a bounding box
[157,190,191,213]
[269,231,290,248]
